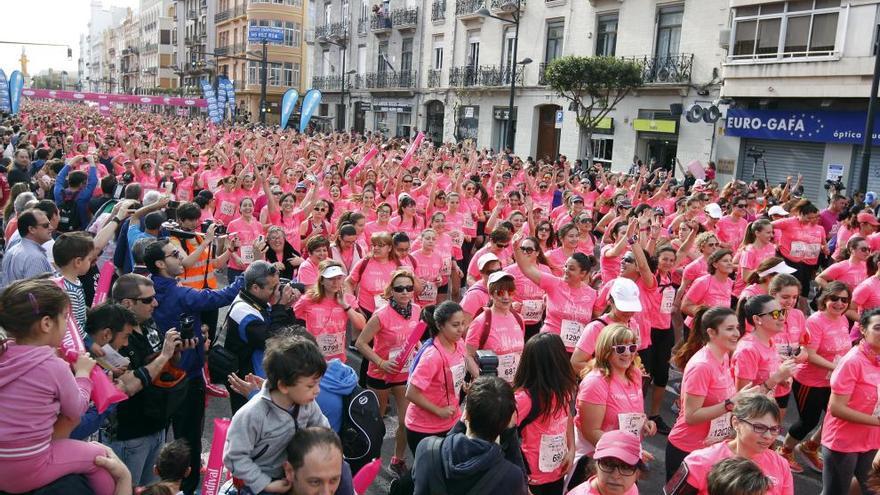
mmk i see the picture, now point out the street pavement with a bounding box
[200,348,824,495]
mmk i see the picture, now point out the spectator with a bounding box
[281,427,353,495]
[53,155,98,233]
[8,148,31,187]
[0,209,54,288]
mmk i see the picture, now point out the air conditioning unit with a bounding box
[719,28,730,50]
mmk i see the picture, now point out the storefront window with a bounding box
[396,112,412,138]
[374,111,391,135]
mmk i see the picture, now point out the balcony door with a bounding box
[655,6,683,60]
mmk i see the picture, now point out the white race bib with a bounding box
[317,332,345,357]
[538,433,566,473]
[240,245,254,264]
[374,294,388,310]
[618,412,646,437]
[660,286,676,314]
[522,299,544,322]
[498,353,520,383]
[220,201,235,216]
[419,282,438,303]
[560,319,582,349]
[706,413,733,445]
[451,363,466,396]
[450,230,464,248]
[463,215,476,231]
[790,241,819,259]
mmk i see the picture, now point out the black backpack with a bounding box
[339,385,385,470]
[58,190,82,233]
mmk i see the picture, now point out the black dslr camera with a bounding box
[178,313,196,340]
[200,220,227,235]
[475,350,499,377]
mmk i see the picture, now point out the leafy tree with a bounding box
[544,56,643,167]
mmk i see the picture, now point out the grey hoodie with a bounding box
[222,384,330,493]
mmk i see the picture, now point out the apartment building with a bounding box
[174,0,217,95]
[85,1,129,92]
[215,0,308,123]
[716,0,879,204]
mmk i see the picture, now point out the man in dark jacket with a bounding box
[411,376,528,495]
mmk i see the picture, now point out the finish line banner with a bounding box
[21,88,208,108]
[724,108,880,145]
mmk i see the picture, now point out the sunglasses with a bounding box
[578,218,592,224]
[827,295,850,304]
[133,295,155,305]
[496,243,510,249]
[537,226,551,232]
[392,285,414,293]
[611,344,638,354]
[597,458,638,476]
[758,309,786,320]
[736,204,747,208]
[493,289,515,297]
[403,179,413,183]
[737,417,783,436]
[314,207,327,212]
[621,257,635,264]
[37,222,51,229]
[519,246,536,254]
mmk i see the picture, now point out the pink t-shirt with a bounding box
[682,257,708,285]
[668,346,737,453]
[822,259,868,290]
[515,392,570,485]
[734,243,777,296]
[411,249,445,306]
[684,274,734,328]
[349,258,398,313]
[460,282,490,317]
[545,248,570,275]
[465,309,524,383]
[599,245,622,284]
[367,303,422,382]
[575,370,644,456]
[795,312,850,388]
[297,258,320,286]
[214,189,243,225]
[822,344,880,453]
[269,210,305,254]
[293,293,358,362]
[733,333,781,390]
[538,274,597,352]
[773,217,825,265]
[363,220,392,245]
[389,215,425,241]
[404,340,468,434]
[505,263,552,325]
[684,441,793,495]
[853,277,880,333]
[644,272,678,330]
[227,217,265,270]
[567,477,638,495]
[715,215,748,249]
[467,245,512,280]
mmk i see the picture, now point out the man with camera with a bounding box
[143,238,245,495]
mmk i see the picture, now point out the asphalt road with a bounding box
[199,348,824,495]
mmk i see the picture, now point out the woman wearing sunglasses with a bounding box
[465,272,524,383]
[299,199,333,242]
[820,308,880,494]
[355,270,421,476]
[507,236,555,341]
[573,278,644,375]
[571,324,656,489]
[533,220,557,253]
[777,282,853,475]
[670,394,793,495]
[681,249,735,333]
[816,236,870,293]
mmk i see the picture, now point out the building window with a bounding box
[589,138,613,166]
[269,63,282,86]
[377,41,389,73]
[433,44,443,70]
[401,38,413,72]
[283,22,302,47]
[545,20,564,63]
[596,13,617,56]
[248,60,260,84]
[655,5,683,59]
[374,111,390,134]
[283,62,294,86]
[731,0,840,60]
[293,62,301,86]
[396,112,411,137]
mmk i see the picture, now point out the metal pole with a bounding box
[259,40,268,124]
[505,0,520,152]
[340,43,347,131]
[860,32,880,193]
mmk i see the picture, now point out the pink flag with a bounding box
[400,132,425,168]
[388,321,426,383]
[202,418,232,495]
[92,261,115,306]
[352,458,382,494]
[348,146,379,179]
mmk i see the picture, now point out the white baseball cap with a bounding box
[477,253,501,270]
[704,203,723,220]
[767,205,789,217]
[321,265,346,279]
[488,271,515,289]
[758,261,797,278]
[610,278,642,312]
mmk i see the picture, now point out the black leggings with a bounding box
[529,477,565,495]
[789,380,831,440]
[638,328,674,387]
[665,441,691,482]
[406,429,446,456]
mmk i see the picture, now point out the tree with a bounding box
[544,56,643,168]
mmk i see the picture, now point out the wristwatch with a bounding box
[724,398,735,412]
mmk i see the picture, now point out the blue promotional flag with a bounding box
[201,80,221,124]
[225,78,236,120]
[280,88,299,130]
[9,70,23,115]
[216,76,227,120]
[0,70,10,113]
[298,89,322,133]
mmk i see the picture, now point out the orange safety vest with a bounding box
[172,235,218,289]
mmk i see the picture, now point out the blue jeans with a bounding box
[110,429,166,486]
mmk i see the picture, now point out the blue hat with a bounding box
[866,191,877,205]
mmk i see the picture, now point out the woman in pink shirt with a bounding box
[816,235,869,292]
[567,430,643,495]
[737,257,790,304]
[666,307,760,481]
[299,199,333,242]
[572,324,657,489]
[681,249,735,330]
[404,301,479,454]
[853,253,880,324]
[294,260,366,363]
[777,282,852,474]
[675,394,793,495]
[733,219,777,298]
[389,194,425,241]
[411,229,446,307]
[226,197,265,279]
[820,307,880,494]
[213,176,243,226]
[680,232,721,295]
[599,221,631,285]
[506,236,554,340]
[465,272,524,384]
[772,200,827,304]
[346,232,399,319]
[355,270,421,475]
[535,220,557,253]
[363,202,393,243]
[513,333,578,494]
[545,223,579,277]
[296,236,331,286]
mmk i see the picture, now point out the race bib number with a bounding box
[317,333,345,357]
[451,363,466,396]
[790,241,820,259]
[450,230,464,248]
[240,245,255,264]
[706,413,733,445]
[660,287,676,314]
[463,215,476,231]
[419,282,438,303]
[498,353,520,383]
[538,434,566,473]
[389,346,414,372]
[374,294,388,310]
[522,299,544,322]
[618,412,646,437]
[219,201,235,216]
[560,319,582,349]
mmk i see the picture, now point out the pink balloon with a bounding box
[352,458,382,494]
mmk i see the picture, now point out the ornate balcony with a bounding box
[427,69,441,88]
[449,65,524,87]
[455,0,482,18]
[317,22,350,41]
[312,75,343,91]
[215,43,246,57]
[392,7,418,30]
[432,0,446,21]
[370,14,392,33]
[363,71,417,89]
[625,53,694,85]
[214,4,246,23]
[490,0,525,13]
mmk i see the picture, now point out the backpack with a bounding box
[58,190,82,233]
[339,385,385,468]
[477,309,525,350]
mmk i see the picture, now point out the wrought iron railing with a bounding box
[316,22,349,39]
[625,53,694,84]
[215,43,246,57]
[214,4,246,23]
[490,0,524,10]
[427,69,441,88]
[392,7,419,27]
[455,0,482,16]
[371,14,392,31]
[312,75,343,90]
[363,71,417,89]
[432,0,446,20]
[449,65,524,87]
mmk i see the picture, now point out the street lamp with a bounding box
[479,0,527,152]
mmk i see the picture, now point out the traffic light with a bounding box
[67,47,73,60]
